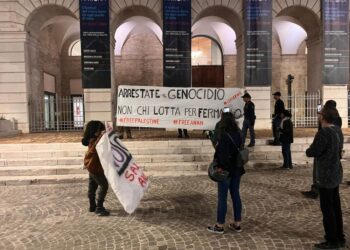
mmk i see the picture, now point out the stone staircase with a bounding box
[0,138,349,185]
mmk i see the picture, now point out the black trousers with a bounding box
[311,160,319,194]
[88,173,108,208]
[272,117,281,142]
[319,186,345,243]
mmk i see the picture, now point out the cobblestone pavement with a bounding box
[1,166,349,250]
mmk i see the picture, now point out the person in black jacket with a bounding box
[306,107,345,249]
[242,93,256,147]
[302,100,343,199]
[207,112,244,234]
[271,91,285,145]
[279,110,293,169]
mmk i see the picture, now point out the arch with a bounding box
[192,16,237,55]
[25,5,77,38]
[68,40,81,56]
[110,6,162,35]
[276,6,321,41]
[114,16,162,56]
[193,6,244,38]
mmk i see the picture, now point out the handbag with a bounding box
[226,132,249,169]
[208,159,230,182]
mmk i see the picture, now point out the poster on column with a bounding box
[116,85,245,130]
[79,0,111,88]
[163,0,192,87]
[323,0,349,84]
[244,0,272,86]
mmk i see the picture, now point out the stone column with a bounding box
[322,85,348,128]
[235,35,245,88]
[84,89,112,122]
[244,86,271,129]
[306,37,322,93]
[223,55,236,88]
[0,32,29,132]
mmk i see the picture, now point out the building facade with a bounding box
[0,0,348,132]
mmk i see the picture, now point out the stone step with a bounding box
[0,160,312,186]
[0,151,312,167]
[1,137,340,152]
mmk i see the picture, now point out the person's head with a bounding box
[242,93,251,103]
[82,120,105,146]
[272,91,281,101]
[319,107,339,126]
[219,112,239,133]
[280,109,292,119]
[324,100,337,109]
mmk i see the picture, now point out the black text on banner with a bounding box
[79,0,111,88]
[323,0,349,85]
[163,0,192,87]
[244,0,272,86]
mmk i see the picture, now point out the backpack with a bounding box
[225,132,249,170]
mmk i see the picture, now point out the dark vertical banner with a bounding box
[322,0,349,85]
[163,0,192,87]
[244,0,272,86]
[79,0,111,88]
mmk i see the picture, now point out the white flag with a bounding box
[96,131,149,214]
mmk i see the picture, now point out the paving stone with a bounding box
[0,168,349,250]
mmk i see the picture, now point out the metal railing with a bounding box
[286,92,321,128]
[30,95,84,132]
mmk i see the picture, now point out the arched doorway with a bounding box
[191,36,224,88]
[25,6,82,132]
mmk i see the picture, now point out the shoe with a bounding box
[95,207,110,216]
[339,239,346,248]
[280,165,288,169]
[301,190,318,199]
[247,144,255,147]
[207,224,224,234]
[184,134,189,139]
[229,223,242,233]
[314,241,340,249]
[178,134,183,138]
[89,205,96,212]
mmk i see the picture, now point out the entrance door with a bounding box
[192,65,224,88]
[44,92,55,130]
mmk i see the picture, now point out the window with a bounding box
[68,40,81,56]
[192,37,222,66]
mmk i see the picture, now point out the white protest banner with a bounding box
[96,131,149,214]
[116,85,244,130]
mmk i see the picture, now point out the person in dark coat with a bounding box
[207,112,244,234]
[279,110,293,169]
[306,107,345,249]
[82,121,110,216]
[242,93,256,147]
[302,100,343,199]
[271,91,285,145]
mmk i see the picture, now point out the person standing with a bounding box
[242,93,256,147]
[82,121,110,216]
[279,110,293,169]
[271,91,285,145]
[207,112,244,234]
[302,100,342,199]
[306,107,345,249]
[178,128,189,138]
